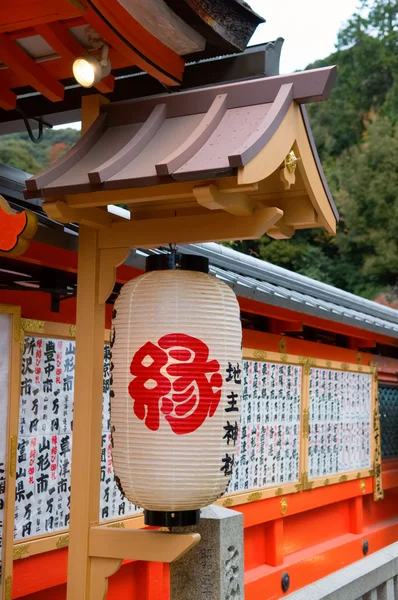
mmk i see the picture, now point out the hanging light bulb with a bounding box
[72,43,111,88]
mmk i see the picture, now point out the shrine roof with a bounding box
[136,245,398,340]
[0,0,263,114]
[2,163,397,340]
[25,66,337,224]
[0,41,283,134]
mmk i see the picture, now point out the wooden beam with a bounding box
[81,94,109,136]
[347,337,377,350]
[0,83,17,110]
[98,207,284,249]
[268,319,303,335]
[84,4,184,86]
[89,527,201,563]
[193,184,256,217]
[35,22,85,61]
[43,200,113,229]
[34,23,115,94]
[63,180,258,209]
[0,33,64,101]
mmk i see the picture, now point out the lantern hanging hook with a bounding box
[168,243,180,269]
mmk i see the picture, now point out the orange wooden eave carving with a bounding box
[0,0,185,110]
[0,196,38,256]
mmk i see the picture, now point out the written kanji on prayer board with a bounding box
[308,368,372,479]
[15,337,140,542]
[228,360,302,494]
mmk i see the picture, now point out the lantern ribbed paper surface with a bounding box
[111,269,242,514]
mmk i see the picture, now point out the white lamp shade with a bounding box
[110,268,242,514]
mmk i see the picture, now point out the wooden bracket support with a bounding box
[193,184,257,216]
[86,528,200,600]
[89,527,201,563]
[267,218,295,240]
[44,200,113,230]
[98,247,131,304]
[89,558,123,600]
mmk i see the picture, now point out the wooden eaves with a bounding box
[25,66,338,248]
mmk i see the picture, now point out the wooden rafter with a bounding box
[0,48,128,93]
[34,22,84,61]
[7,18,86,41]
[156,94,228,176]
[268,319,303,335]
[0,84,17,111]
[34,22,114,94]
[83,5,184,86]
[89,104,167,184]
[0,2,80,34]
[0,33,64,102]
[229,83,294,168]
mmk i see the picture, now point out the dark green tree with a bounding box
[0,128,80,173]
[332,116,398,295]
[0,139,41,172]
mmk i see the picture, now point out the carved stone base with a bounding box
[170,505,244,600]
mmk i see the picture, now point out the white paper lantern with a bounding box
[110,254,242,526]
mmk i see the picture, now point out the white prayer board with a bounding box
[308,368,372,480]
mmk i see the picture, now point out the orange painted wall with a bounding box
[4,259,398,599]
[12,466,398,600]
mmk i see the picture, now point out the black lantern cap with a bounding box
[146,253,209,273]
[144,509,200,528]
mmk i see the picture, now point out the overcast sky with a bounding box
[247,0,360,73]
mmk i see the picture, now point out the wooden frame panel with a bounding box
[13,318,116,563]
[10,328,382,561]
[0,305,21,600]
[217,349,379,509]
[305,360,375,491]
[218,349,306,509]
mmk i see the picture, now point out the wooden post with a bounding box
[265,519,284,567]
[348,496,364,535]
[66,95,109,600]
[66,225,106,599]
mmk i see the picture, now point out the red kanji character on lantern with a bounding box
[129,333,223,435]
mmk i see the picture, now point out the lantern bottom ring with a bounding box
[144,509,200,528]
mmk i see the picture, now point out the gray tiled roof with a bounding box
[132,243,398,340]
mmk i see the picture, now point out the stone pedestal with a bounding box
[170,505,244,600]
